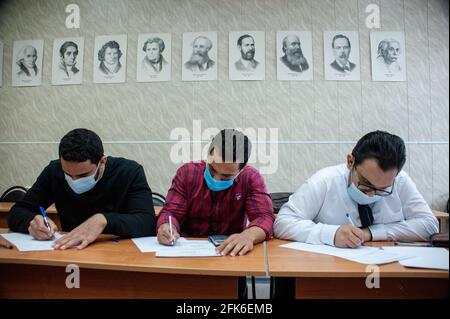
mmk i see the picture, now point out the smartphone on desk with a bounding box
[208,235,228,247]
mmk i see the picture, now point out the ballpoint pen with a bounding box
[394,241,433,247]
[39,206,55,240]
[0,242,13,249]
[346,213,365,246]
[169,215,174,246]
[39,206,51,231]
[346,213,356,226]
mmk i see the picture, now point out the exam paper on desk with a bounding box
[382,246,449,270]
[280,242,412,265]
[0,232,63,252]
[132,236,188,253]
[156,239,221,257]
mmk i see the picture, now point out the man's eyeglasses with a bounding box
[352,168,394,197]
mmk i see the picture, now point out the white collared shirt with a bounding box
[274,164,439,246]
[26,66,37,77]
[239,59,252,69]
[336,60,351,72]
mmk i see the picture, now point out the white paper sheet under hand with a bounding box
[1,232,63,252]
[156,239,221,257]
[131,236,188,253]
[280,242,412,265]
[382,246,449,270]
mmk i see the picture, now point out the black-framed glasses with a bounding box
[352,168,395,197]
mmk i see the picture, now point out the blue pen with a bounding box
[346,213,356,226]
[39,206,51,231]
[169,215,174,246]
[346,213,365,246]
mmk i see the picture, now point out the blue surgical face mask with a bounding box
[204,166,237,192]
[347,182,382,205]
[65,164,100,194]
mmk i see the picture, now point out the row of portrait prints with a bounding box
[2,31,406,87]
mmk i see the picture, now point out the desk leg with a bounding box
[0,264,238,298]
[296,277,449,299]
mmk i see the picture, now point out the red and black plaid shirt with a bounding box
[157,161,274,239]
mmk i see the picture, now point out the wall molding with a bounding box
[0,140,448,145]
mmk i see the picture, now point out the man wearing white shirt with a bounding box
[280,35,309,73]
[234,34,259,72]
[274,130,439,248]
[98,41,122,75]
[57,41,80,79]
[330,34,356,73]
[376,39,402,74]
[16,45,39,79]
[184,36,215,72]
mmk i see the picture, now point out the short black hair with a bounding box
[59,41,78,58]
[209,129,251,170]
[352,130,406,172]
[237,34,253,47]
[59,128,104,164]
[332,34,351,48]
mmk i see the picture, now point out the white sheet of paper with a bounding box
[1,232,63,252]
[280,242,412,265]
[156,239,221,257]
[131,236,187,253]
[347,250,411,265]
[382,246,449,270]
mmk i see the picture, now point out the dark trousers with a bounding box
[271,277,295,299]
[238,276,248,299]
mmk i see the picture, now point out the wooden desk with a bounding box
[267,239,448,299]
[433,210,449,220]
[433,210,449,233]
[0,228,265,298]
[0,202,162,229]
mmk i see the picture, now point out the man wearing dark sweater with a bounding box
[8,128,156,250]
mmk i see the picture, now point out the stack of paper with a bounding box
[156,239,220,257]
[131,236,220,257]
[382,246,449,270]
[131,236,188,253]
[1,232,63,252]
[280,242,412,265]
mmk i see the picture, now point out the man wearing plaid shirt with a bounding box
[157,129,274,256]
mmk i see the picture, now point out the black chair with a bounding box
[0,186,28,202]
[270,192,293,214]
[152,192,166,207]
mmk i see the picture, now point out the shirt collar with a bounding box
[336,59,350,70]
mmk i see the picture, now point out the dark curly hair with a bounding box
[98,40,122,62]
[59,128,104,164]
